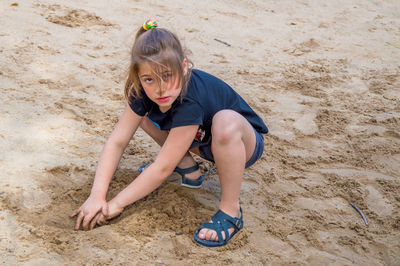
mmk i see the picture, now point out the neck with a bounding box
[159,105,171,113]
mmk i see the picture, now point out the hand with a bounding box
[71,195,108,230]
[95,199,124,225]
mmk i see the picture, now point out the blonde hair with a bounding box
[124,26,192,102]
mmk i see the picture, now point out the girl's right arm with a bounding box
[71,104,143,230]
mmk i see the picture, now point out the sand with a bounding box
[1,0,399,265]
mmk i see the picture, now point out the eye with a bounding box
[162,73,172,81]
[143,78,153,84]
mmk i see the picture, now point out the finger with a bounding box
[74,211,84,230]
[82,212,96,230]
[89,214,99,230]
[97,214,105,225]
[102,203,109,217]
[82,216,91,230]
[71,208,81,218]
[95,213,104,225]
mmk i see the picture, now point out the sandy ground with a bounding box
[1,0,399,265]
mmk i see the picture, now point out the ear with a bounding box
[182,58,188,75]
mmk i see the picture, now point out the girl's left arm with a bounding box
[106,124,199,215]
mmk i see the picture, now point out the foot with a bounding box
[176,159,201,181]
[197,208,240,242]
[193,207,243,247]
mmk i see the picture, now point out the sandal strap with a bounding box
[174,162,200,175]
[211,208,243,231]
[138,163,151,173]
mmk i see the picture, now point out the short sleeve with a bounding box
[170,98,204,128]
[128,93,150,117]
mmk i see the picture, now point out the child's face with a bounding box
[138,60,187,113]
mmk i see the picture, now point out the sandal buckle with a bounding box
[235,219,242,228]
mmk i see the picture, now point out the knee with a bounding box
[211,110,242,145]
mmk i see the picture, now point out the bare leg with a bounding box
[140,116,201,180]
[198,110,256,242]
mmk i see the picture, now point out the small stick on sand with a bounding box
[349,202,369,227]
[386,42,400,49]
[214,38,231,47]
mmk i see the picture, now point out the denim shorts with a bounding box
[196,128,265,168]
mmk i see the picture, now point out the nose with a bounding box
[156,80,167,96]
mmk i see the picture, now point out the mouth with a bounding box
[157,96,170,103]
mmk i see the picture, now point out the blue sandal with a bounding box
[138,162,204,188]
[193,207,243,247]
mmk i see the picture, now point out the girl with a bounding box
[71,20,268,247]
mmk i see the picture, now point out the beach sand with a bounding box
[0,0,399,264]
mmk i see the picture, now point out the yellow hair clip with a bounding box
[143,19,158,31]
